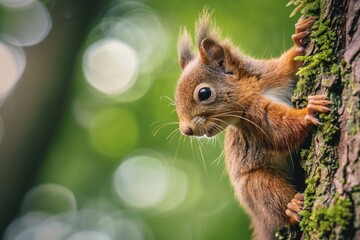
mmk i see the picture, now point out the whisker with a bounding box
[217,150,225,166]
[173,134,185,162]
[213,122,225,132]
[210,135,225,166]
[210,136,217,147]
[152,121,179,128]
[166,128,180,141]
[207,118,226,130]
[219,160,227,182]
[211,113,273,147]
[151,121,179,136]
[211,148,224,165]
[215,132,224,147]
[195,138,208,175]
[190,137,196,164]
[160,95,175,106]
[208,117,228,128]
[169,132,180,144]
[211,110,246,118]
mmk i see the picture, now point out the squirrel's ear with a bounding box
[178,28,194,70]
[199,38,224,67]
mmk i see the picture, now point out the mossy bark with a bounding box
[278,0,360,239]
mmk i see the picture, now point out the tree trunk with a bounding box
[0,0,108,234]
[278,0,360,239]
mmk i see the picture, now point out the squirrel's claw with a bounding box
[286,192,304,224]
[305,115,322,125]
[305,95,332,125]
[292,16,316,52]
[295,17,316,34]
[292,32,309,52]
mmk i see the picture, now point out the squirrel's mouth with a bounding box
[205,124,223,138]
[179,116,228,138]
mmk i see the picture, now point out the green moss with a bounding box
[330,63,340,75]
[300,194,352,239]
[296,167,321,236]
[290,2,337,100]
[287,0,320,17]
[340,178,345,185]
[303,169,320,206]
[322,79,330,87]
[276,225,301,240]
[294,19,336,95]
[347,106,360,135]
[301,141,315,174]
[275,227,290,240]
[301,0,320,16]
[318,113,339,144]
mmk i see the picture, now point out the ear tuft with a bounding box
[200,38,224,66]
[178,27,194,70]
[196,8,220,48]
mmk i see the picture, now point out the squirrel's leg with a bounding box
[252,95,332,152]
[241,170,299,240]
[281,17,316,67]
[259,17,316,88]
[276,16,316,77]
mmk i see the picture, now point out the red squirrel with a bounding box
[174,10,331,240]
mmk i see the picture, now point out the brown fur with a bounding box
[175,11,315,240]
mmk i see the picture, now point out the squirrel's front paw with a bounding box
[286,192,304,224]
[292,17,316,53]
[305,95,332,125]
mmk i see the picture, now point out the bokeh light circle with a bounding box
[83,38,139,95]
[74,207,147,240]
[113,152,189,212]
[68,231,112,240]
[111,215,145,240]
[0,0,52,46]
[113,155,168,209]
[89,108,139,158]
[102,4,169,73]
[3,212,72,240]
[72,92,102,129]
[0,0,35,8]
[21,183,77,214]
[155,167,188,212]
[0,41,26,100]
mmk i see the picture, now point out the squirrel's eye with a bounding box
[198,87,212,101]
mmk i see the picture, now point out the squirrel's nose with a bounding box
[182,127,193,136]
[180,124,194,136]
[179,121,194,136]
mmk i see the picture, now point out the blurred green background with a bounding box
[0,0,297,239]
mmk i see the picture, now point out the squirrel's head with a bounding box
[175,11,252,138]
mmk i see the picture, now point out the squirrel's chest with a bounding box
[262,81,296,106]
[224,128,262,177]
[224,127,291,179]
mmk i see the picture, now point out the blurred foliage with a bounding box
[2,0,299,239]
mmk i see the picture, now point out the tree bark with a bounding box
[278,0,360,239]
